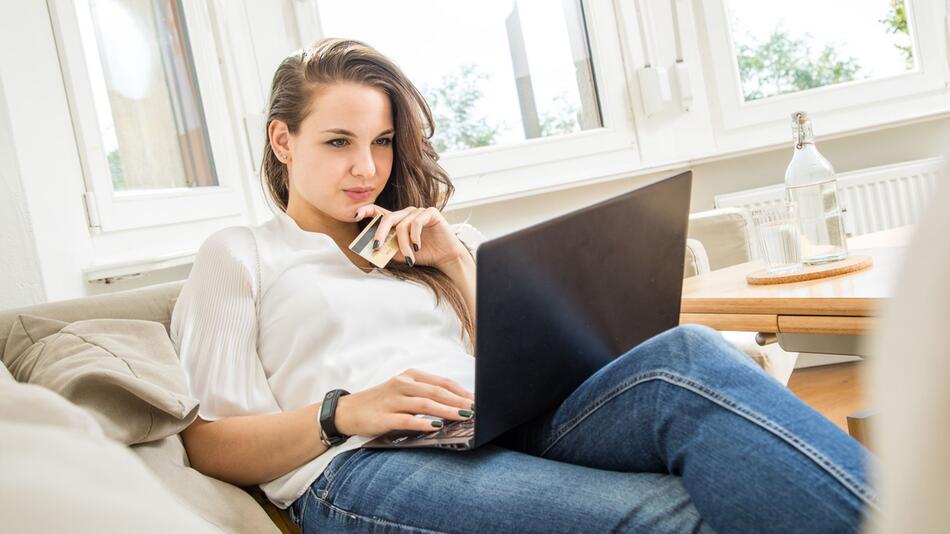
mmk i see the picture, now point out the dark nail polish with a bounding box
[412,243,419,252]
[406,256,415,267]
[430,419,443,428]
[458,409,472,417]
[372,239,380,250]
[470,403,475,411]
[355,212,360,220]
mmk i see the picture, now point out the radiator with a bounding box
[713,157,945,237]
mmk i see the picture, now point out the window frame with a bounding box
[695,0,950,150]
[290,0,643,208]
[48,0,246,233]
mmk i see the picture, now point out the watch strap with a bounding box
[319,389,350,447]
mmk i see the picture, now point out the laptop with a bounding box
[363,170,693,450]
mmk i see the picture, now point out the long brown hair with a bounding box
[261,38,474,347]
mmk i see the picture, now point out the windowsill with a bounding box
[84,250,196,284]
[446,111,950,210]
[446,160,685,210]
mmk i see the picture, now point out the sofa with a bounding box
[0,281,296,533]
[0,210,785,533]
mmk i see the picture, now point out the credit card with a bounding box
[348,213,399,268]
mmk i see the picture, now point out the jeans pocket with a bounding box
[316,448,368,502]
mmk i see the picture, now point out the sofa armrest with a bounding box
[452,223,486,259]
[687,208,756,271]
[684,238,711,278]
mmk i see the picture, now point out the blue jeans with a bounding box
[288,325,874,533]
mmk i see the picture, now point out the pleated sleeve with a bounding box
[170,227,282,421]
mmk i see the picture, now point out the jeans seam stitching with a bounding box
[669,372,877,507]
[298,487,313,523]
[539,372,657,453]
[539,369,877,508]
[312,496,450,533]
[322,449,365,500]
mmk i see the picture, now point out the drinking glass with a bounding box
[750,202,803,275]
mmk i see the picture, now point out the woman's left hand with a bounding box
[355,205,469,270]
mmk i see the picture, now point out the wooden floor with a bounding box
[787,362,866,432]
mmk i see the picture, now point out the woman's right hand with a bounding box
[332,368,475,437]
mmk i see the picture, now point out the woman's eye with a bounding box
[328,139,349,148]
[374,138,393,146]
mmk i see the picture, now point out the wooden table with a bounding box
[680,226,913,356]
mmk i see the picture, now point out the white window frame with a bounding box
[695,0,950,151]
[290,0,643,209]
[48,0,246,233]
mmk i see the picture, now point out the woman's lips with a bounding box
[344,189,373,201]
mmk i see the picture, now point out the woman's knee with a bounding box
[662,324,721,345]
[622,324,753,376]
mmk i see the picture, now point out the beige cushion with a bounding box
[0,421,221,533]
[132,435,282,533]
[0,317,280,533]
[2,315,198,445]
[0,359,13,384]
[0,376,218,533]
[0,381,104,435]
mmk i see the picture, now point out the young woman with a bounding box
[171,38,874,533]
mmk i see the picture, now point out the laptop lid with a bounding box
[472,171,693,447]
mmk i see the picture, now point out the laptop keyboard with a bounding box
[422,417,475,440]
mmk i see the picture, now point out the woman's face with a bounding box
[284,82,395,223]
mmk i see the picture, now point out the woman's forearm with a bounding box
[181,402,328,487]
[438,251,477,322]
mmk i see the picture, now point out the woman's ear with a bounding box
[268,119,292,163]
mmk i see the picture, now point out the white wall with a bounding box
[0,72,45,308]
[0,0,92,308]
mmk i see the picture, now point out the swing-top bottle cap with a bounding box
[791,111,814,148]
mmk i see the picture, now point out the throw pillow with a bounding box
[2,315,198,445]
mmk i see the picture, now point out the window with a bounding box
[697,0,949,148]
[290,0,640,206]
[50,0,245,232]
[80,0,217,190]
[311,0,601,154]
[729,0,915,102]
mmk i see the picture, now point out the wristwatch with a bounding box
[318,389,351,447]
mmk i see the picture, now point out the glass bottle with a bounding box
[784,112,848,264]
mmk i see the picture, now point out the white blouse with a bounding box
[170,210,475,509]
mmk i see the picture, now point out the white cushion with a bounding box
[0,421,220,533]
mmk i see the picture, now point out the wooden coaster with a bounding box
[746,255,873,285]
